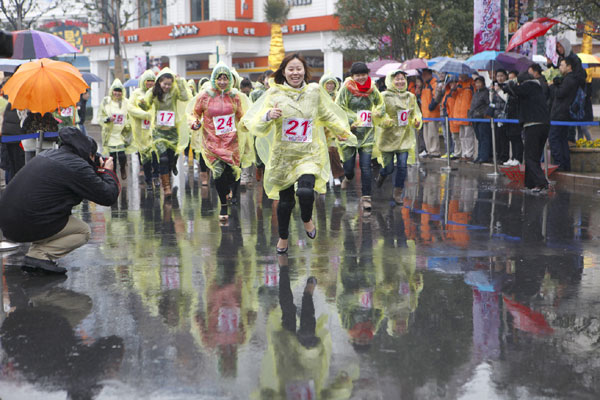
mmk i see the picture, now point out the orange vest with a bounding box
[420,77,440,119]
[454,79,474,126]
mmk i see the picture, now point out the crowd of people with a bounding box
[0,37,595,271]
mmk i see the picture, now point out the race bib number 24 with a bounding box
[213,114,236,136]
[282,118,313,143]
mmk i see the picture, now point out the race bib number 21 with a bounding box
[282,118,313,143]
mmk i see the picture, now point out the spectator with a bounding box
[442,75,460,159]
[420,69,441,157]
[505,72,550,191]
[549,58,579,171]
[0,102,26,183]
[468,76,492,163]
[454,74,475,161]
[490,70,509,163]
[0,127,120,273]
[77,89,90,136]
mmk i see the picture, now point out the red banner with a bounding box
[473,0,501,53]
[236,0,253,19]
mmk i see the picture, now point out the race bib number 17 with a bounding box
[397,110,409,126]
[213,114,236,136]
[282,118,313,143]
[157,110,175,127]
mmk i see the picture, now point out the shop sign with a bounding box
[52,25,84,51]
[281,24,306,34]
[169,24,199,38]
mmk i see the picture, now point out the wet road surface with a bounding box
[1,161,600,399]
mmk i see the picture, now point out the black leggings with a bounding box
[109,151,127,172]
[277,174,315,240]
[214,165,239,215]
[159,149,176,175]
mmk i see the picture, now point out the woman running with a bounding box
[375,69,422,204]
[99,78,131,181]
[336,62,385,211]
[319,73,345,189]
[128,70,159,189]
[192,62,252,224]
[241,53,355,254]
[139,68,190,197]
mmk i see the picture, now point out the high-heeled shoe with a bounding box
[276,245,288,254]
[306,226,316,239]
[276,239,288,254]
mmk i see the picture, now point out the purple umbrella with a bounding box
[12,30,80,60]
[366,59,399,77]
[496,52,533,73]
[401,58,429,70]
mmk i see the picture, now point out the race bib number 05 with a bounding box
[60,107,73,117]
[397,110,409,126]
[282,118,313,143]
[157,110,175,127]
[358,110,373,127]
[112,114,125,125]
[142,119,151,130]
[213,114,236,136]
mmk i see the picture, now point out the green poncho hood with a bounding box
[210,62,234,95]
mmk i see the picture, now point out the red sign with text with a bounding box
[236,0,254,19]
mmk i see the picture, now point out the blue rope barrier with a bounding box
[1,131,58,143]
[423,117,600,127]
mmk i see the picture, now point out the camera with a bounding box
[94,153,103,168]
[0,30,13,58]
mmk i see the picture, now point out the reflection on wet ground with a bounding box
[2,162,600,399]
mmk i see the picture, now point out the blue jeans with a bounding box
[380,152,409,188]
[343,148,372,196]
[548,125,570,171]
[474,122,492,162]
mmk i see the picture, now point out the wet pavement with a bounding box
[1,160,600,400]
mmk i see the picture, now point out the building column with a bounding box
[323,50,343,80]
[90,60,109,124]
[169,55,186,77]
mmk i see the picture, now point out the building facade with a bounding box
[84,0,344,121]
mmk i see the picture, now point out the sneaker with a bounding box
[419,150,428,158]
[23,256,66,274]
[361,195,372,210]
[393,188,403,204]
[333,178,341,187]
[502,160,513,166]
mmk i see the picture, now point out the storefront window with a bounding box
[139,0,167,27]
[191,0,210,21]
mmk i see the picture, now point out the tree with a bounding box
[264,0,289,71]
[0,0,64,30]
[533,0,600,52]
[334,0,473,61]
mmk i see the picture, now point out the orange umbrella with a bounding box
[0,58,89,114]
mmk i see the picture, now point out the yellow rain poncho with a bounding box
[187,78,198,96]
[128,70,156,158]
[191,62,253,180]
[99,78,132,154]
[375,70,422,167]
[320,73,341,146]
[240,78,356,200]
[139,67,190,157]
[335,77,385,161]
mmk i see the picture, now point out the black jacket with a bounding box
[506,79,550,125]
[468,87,489,119]
[0,127,120,242]
[550,72,579,121]
[1,103,25,137]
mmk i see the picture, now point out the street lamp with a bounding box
[142,41,152,69]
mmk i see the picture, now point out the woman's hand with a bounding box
[268,107,282,120]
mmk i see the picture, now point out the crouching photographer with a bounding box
[0,127,120,273]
